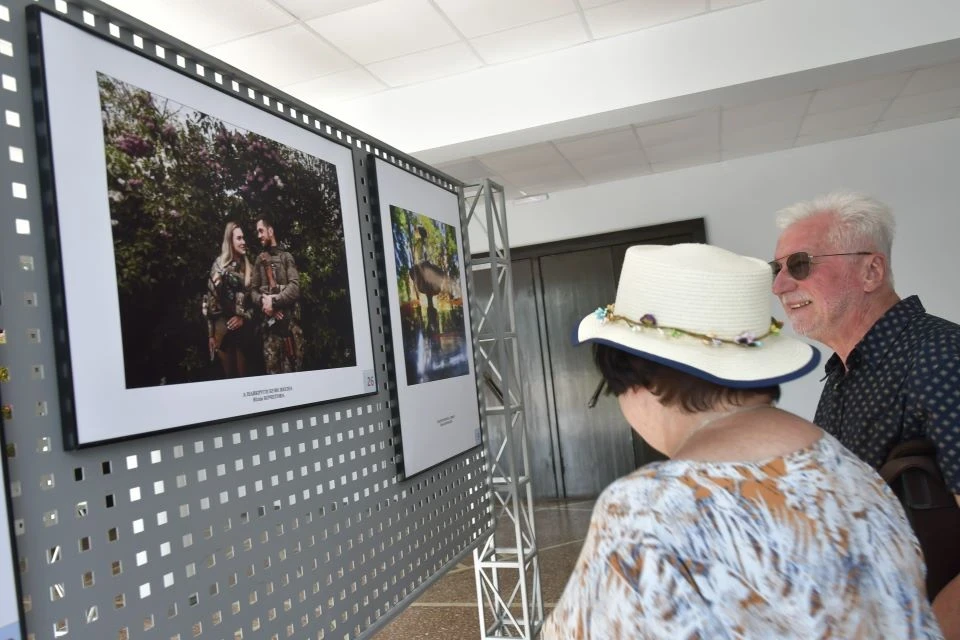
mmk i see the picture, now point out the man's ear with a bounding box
[863,253,887,292]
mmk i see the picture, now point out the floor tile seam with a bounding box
[438,536,585,579]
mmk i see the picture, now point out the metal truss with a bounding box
[466,179,543,639]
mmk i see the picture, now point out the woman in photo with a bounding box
[205,221,254,378]
[542,243,941,639]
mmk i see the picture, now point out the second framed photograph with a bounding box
[30,9,377,447]
[373,159,482,477]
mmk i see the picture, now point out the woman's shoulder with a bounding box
[594,463,701,526]
[595,434,895,521]
[602,462,681,497]
[609,436,883,509]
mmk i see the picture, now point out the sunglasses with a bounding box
[768,251,872,281]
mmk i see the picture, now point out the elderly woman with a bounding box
[542,244,940,639]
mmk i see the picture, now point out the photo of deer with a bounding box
[389,206,470,385]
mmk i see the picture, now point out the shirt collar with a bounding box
[824,295,924,374]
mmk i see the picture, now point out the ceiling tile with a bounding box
[872,108,960,133]
[307,0,460,64]
[644,136,718,164]
[572,149,650,183]
[367,43,482,87]
[709,0,761,9]
[721,138,794,161]
[722,120,799,150]
[470,14,588,65]
[651,151,720,173]
[500,183,526,199]
[282,67,386,106]
[207,25,353,87]
[504,165,583,195]
[435,0,577,38]
[578,0,620,8]
[884,87,960,119]
[722,94,809,132]
[433,158,497,183]
[555,127,640,160]
[500,162,582,184]
[900,60,960,96]
[799,102,886,136]
[585,0,707,40]
[795,124,872,147]
[807,72,909,115]
[581,165,652,185]
[102,0,296,49]
[272,0,379,20]
[480,143,566,173]
[635,111,718,148]
[508,174,589,195]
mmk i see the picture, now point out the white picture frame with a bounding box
[374,158,481,477]
[31,10,376,447]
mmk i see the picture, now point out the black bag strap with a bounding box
[879,438,956,510]
[880,455,941,484]
[878,438,960,599]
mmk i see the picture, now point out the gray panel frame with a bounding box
[0,1,492,638]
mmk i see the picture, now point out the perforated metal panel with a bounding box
[0,1,492,638]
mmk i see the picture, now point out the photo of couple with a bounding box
[204,217,306,378]
[99,72,358,388]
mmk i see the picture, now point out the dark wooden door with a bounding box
[473,259,562,498]
[539,247,634,497]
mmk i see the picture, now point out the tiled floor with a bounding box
[376,499,596,639]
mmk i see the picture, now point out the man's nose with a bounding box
[771,266,795,295]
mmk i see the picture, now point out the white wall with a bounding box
[481,118,960,419]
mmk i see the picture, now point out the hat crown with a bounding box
[614,244,772,339]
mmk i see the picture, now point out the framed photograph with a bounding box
[29,9,376,448]
[373,158,481,477]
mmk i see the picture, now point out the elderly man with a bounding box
[772,191,960,636]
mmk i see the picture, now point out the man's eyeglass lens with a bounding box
[769,251,871,280]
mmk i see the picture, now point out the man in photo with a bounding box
[251,216,305,374]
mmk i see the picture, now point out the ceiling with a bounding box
[439,65,960,196]
[99,0,764,95]
[100,0,960,200]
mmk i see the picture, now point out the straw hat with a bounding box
[576,244,819,387]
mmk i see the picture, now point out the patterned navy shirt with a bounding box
[815,296,960,494]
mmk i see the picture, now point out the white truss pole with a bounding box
[467,180,543,639]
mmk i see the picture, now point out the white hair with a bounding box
[775,190,895,282]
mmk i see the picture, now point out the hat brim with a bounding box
[576,315,820,388]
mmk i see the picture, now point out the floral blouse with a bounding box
[542,433,942,639]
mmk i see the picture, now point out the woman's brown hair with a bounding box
[592,343,780,413]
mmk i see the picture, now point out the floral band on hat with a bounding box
[593,304,784,348]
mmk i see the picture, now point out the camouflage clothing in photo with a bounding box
[205,257,253,351]
[250,245,305,373]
